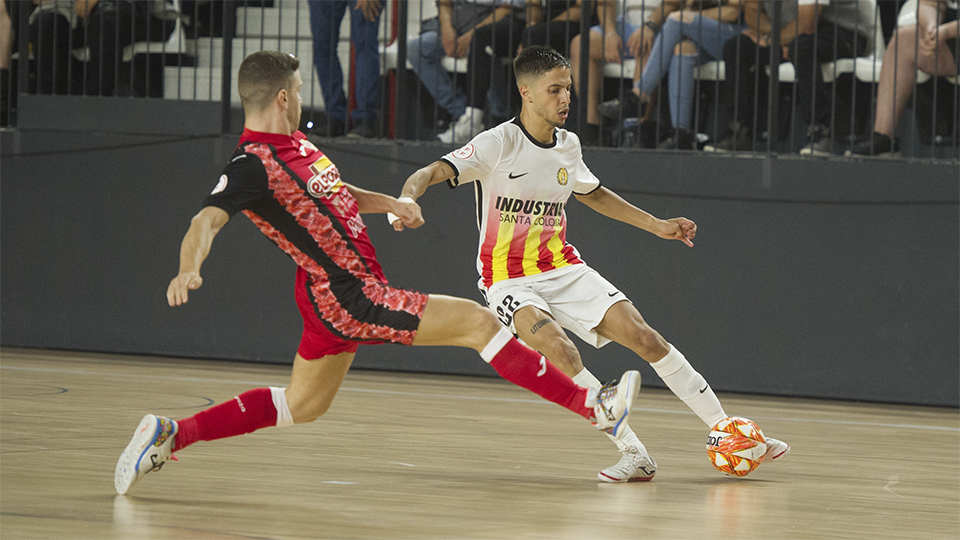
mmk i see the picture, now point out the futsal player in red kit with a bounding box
[114,51,641,495]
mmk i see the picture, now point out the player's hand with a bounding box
[388,197,424,231]
[657,217,696,247]
[167,271,203,306]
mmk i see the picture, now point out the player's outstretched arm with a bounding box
[167,206,230,307]
[345,183,425,229]
[391,160,457,231]
[575,186,696,247]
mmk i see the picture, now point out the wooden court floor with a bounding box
[1,347,958,540]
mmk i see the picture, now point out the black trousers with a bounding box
[465,15,524,110]
[721,21,866,131]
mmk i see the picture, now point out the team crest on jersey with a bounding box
[299,138,318,157]
[211,174,228,194]
[557,167,568,186]
[452,143,475,160]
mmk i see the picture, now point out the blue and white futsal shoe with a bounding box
[115,414,178,495]
[589,370,641,439]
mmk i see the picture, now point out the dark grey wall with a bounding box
[2,127,958,406]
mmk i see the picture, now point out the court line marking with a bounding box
[3,365,957,432]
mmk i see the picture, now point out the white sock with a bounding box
[270,386,295,427]
[573,368,645,453]
[478,327,514,363]
[650,344,727,428]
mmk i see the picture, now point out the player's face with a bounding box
[531,67,572,128]
[286,70,303,133]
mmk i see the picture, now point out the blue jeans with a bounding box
[589,16,641,58]
[407,27,509,120]
[308,0,380,125]
[407,29,467,119]
[638,15,745,130]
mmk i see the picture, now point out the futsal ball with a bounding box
[706,416,768,477]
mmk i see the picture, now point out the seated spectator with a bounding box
[569,0,673,146]
[407,0,512,142]
[847,0,959,157]
[521,0,598,56]
[704,0,869,155]
[440,0,526,143]
[28,0,176,96]
[308,0,382,138]
[602,0,746,149]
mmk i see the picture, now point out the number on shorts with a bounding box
[495,295,521,327]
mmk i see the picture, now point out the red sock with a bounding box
[173,388,277,452]
[488,338,593,420]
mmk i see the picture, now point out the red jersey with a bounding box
[204,128,427,353]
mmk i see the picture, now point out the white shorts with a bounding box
[483,264,629,348]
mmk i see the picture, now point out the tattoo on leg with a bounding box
[530,318,551,335]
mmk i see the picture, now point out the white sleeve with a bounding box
[569,136,601,195]
[440,129,503,187]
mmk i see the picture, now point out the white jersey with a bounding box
[441,118,601,289]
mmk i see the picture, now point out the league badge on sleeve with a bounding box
[452,143,475,160]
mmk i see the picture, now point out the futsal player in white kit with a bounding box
[392,46,790,482]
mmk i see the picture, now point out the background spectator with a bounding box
[407,0,511,142]
[605,0,746,149]
[569,0,672,146]
[308,0,382,138]
[28,0,176,96]
[704,0,869,155]
[441,0,526,143]
[847,0,959,156]
[522,0,598,55]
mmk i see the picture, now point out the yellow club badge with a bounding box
[557,167,568,186]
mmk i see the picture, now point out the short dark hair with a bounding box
[237,51,300,111]
[513,46,570,84]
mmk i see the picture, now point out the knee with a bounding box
[675,40,697,55]
[538,337,582,375]
[406,37,421,57]
[628,324,668,359]
[290,396,332,424]
[465,302,504,342]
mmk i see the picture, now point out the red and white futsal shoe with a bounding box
[598,445,657,483]
[762,437,790,462]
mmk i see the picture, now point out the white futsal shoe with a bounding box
[588,371,641,439]
[598,445,657,483]
[115,414,179,495]
[762,437,790,462]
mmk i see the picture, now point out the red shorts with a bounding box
[294,267,429,360]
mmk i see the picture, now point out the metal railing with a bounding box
[2,0,957,161]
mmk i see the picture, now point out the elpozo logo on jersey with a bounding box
[307,156,341,197]
[557,167,568,186]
